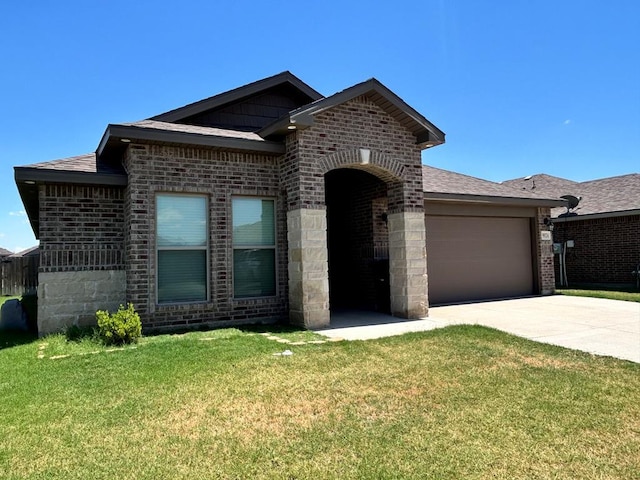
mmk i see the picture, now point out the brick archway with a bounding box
[319,149,404,184]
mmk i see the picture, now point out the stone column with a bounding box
[287,208,330,329]
[388,211,429,318]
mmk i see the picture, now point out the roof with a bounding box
[14,154,127,237]
[259,78,445,148]
[151,71,323,123]
[15,72,448,236]
[8,246,39,258]
[502,173,640,219]
[423,165,565,207]
[0,247,12,257]
[96,119,285,163]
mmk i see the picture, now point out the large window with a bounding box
[156,194,208,304]
[232,197,276,298]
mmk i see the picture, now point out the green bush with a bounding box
[96,303,142,346]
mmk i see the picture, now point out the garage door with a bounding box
[425,215,534,305]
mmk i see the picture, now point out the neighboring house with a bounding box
[15,72,562,335]
[0,248,12,258]
[503,173,640,288]
[1,246,39,296]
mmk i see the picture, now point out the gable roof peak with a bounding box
[150,71,322,124]
[260,76,445,149]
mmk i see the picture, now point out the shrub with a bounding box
[65,324,97,343]
[96,303,142,346]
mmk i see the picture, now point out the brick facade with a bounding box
[37,184,125,334]
[535,207,555,294]
[28,77,561,334]
[553,214,640,285]
[283,97,429,324]
[124,145,288,331]
[39,184,125,272]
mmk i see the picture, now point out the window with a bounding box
[156,194,208,304]
[232,197,276,298]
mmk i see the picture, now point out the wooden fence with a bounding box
[0,254,39,296]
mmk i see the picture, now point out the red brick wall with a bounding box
[39,184,125,272]
[124,144,288,331]
[553,215,640,285]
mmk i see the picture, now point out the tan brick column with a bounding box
[287,208,330,329]
[388,211,429,318]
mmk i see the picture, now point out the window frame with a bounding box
[231,196,277,299]
[155,193,209,305]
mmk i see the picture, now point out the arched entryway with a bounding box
[325,168,391,314]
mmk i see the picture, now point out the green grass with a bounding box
[556,289,640,302]
[1,325,638,479]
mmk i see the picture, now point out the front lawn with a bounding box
[1,326,638,479]
[556,289,640,303]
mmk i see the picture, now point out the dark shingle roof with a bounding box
[121,120,266,141]
[21,153,99,172]
[502,173,640,217]
[423,165,562,204]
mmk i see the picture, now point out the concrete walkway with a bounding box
[318,296,640,363]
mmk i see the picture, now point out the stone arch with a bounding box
[319,149,405,184]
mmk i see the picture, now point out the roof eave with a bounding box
[14,166,129,239]
[97,124,285,163]
[424,191,567,207]
[259,78,446,149]
[552,209,640,222]
[15,166,128,186]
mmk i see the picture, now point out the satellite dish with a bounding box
[560,194,581,210]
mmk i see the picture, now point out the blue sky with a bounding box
[1,1,638,252]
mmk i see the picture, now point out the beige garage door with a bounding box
[425,215,534,305]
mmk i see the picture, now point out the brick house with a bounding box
[504,173,640,288]
[15,72,563,335]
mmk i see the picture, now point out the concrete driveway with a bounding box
[319,296,640,363]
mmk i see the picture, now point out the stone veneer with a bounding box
[38,270,126,335]
[287,208,330,328]
[388,211,429,318]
